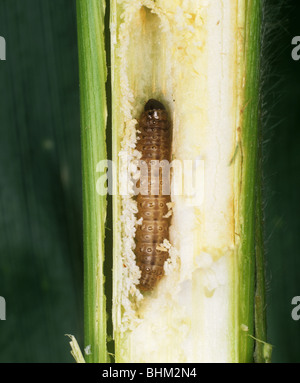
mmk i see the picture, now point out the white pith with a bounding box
[112,0,245,363]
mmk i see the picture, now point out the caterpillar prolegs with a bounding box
[135,99,171,291]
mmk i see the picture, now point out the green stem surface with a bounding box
[76,0,108,363]
[238,0,264,362]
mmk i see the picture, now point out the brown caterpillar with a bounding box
[135,99,171,291]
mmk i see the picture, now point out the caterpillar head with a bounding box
[144,99,165,111]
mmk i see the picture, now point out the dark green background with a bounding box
[0,0,299,363]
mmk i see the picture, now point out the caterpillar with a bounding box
[135,99,171,291]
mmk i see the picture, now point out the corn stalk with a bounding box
[76,0,268,363]
[77,0,108,363]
